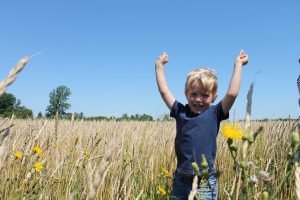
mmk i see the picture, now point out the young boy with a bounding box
[155,50,248,199]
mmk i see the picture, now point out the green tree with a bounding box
[37,112,43,119]
[140,114,153,121]
[45,85,71,118]
[0,93,16,115]
[0,92,33,118]
[4,106,33,119]
[161,113,173,121]
[119,113,129,121]
[65,112,84,120]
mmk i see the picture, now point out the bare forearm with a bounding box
[155,52,175,110]
[155,63,175,110]
[222,64,243,115]
[155,63,169,94]
[226,64,243,98]
[222,49,248,115]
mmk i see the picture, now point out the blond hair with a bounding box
[184,68,218,99]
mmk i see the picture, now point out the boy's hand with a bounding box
[235,49,248,66]
[156,52,169,65]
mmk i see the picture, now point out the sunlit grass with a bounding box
[0,118,298,199]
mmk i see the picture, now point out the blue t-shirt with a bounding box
[170,100,229,174]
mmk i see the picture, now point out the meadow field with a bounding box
[0,118,298,199]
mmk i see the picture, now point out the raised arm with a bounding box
[222,49,249,115]
[155,52,175,110]
[297,74,300,106]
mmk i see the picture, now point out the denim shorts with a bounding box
[171,171,218,200]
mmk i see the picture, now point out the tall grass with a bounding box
[0,118,297,199]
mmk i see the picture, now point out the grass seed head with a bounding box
[191,162,200,174]
[201,154,208,169]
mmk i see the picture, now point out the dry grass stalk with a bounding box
[245,83,254,129]
[188,175,198,200]
[33,120,47,143]
[296,124,300,200]
[295,165,300,200]
[0,117,14,172]
[86,143,113,200]
[0,56,30,96]
[236,83,254,200]
[0,128,10,171]
[71,112,75,122]
[68,192,77,200]
[135,190,143,200]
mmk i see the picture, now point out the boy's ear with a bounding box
[212,94,218,103]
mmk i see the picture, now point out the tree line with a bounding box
[0,85,171,121]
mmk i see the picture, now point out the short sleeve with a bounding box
[213,101,229,121]
[170,100,184,119]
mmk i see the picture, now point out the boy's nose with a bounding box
[195,96,202,102]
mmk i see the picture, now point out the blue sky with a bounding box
[0,1,299,119]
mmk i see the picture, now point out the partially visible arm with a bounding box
[222,49,249,115]
[297,74,300,106]
[155,52,175,110]
[297,74,300,94]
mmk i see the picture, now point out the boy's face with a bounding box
[186,81,214,114]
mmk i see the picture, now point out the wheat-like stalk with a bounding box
[0,129,9,171]
[296,124,300,200]
[0,56,30,96]
[245,83,254,129]
[86,143,113,200]
[188,176,198,200]
[295,165,300,200]
[235,83,255,200]
[0,118,14,172]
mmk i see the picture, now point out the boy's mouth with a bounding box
[194,104,203,108]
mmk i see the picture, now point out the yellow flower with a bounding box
[157,185,166,195]
[33,145,42,154]
[221,123,244,139]
[33,145,43,158]
[85,150,90,156]
[13,151,23,159]
[34,162,43,172]
[162,167,172,177]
